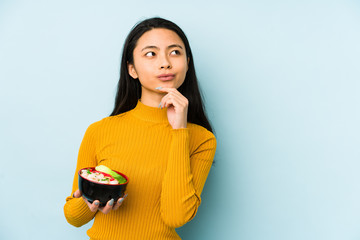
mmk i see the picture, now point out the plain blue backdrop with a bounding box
[1,0,360,239]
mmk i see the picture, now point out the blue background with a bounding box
[1,0,360,239]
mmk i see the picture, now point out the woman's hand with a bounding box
[73,189,128,214]
[157,87,188,129]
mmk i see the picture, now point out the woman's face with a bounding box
[128,28,189,95]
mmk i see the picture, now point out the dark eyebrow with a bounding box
[141,44,183,52]
[141,46,159,52]
[167,44,183,50]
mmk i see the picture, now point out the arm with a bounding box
[160,128,217,228]
[63,122,100,227]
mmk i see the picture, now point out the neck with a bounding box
[140,87,166,107]
[130,99,168,123]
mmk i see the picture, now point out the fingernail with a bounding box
[155,87,162,90]
[118,194,128,204]
[158,103,161,108]
[94,201,99,206]
[109,199,114,206]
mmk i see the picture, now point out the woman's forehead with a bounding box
[135,28,185,50]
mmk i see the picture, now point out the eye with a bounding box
[145,51,155,57]
[170,50,181,55]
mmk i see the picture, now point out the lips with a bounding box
[157,74,175,81]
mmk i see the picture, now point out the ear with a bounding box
[187,57,190,71]
[127,62,138,79]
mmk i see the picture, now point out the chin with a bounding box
[160,82,176,88]
[166,80,184,88]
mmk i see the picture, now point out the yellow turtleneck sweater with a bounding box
[64,100,217,240]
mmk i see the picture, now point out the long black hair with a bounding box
[110,17,214,134]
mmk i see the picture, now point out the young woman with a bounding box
[64,17,217,240]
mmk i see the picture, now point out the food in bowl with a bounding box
[80,168,122,185]
[78,165,129,207]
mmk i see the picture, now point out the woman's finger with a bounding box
[98,199,114,214]
[163,94,186,109]
[88,200,100,212]
[162,91,183,103]
[162,95,188,112]
[73,189,82,198]
[78,193,99,212]
[157,87,188,108]
[156,87,178,94]
[113,194,128,211]
[157,87,185,100]
[81,196,99,212]
[160,91,187,109]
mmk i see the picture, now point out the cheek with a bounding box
[133,60,152,77]
[176,61,188,85]
[137,65,153,78]
[177,59,188,75]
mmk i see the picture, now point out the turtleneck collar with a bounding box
[130,100,169,123]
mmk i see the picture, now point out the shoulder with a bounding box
[185,123,217,160]
[187,123,217,147]
[187,123,216,139]
[84,112,129,134]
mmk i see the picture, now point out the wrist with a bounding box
[172,124,187,129]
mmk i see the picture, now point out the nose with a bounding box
[159,55,172,69]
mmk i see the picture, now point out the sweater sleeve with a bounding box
[160,128,217,228]
[63,122,100,227]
